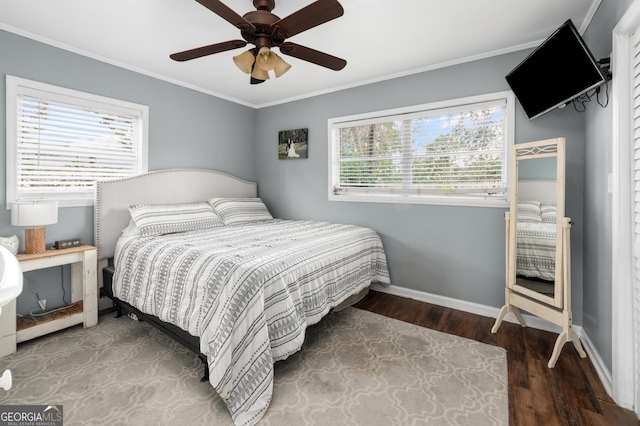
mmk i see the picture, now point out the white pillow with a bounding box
[541,204,557,223]
[121,219,140,237]
[208,197,273,225]
[129,202,223,237]
[517,200,542,223]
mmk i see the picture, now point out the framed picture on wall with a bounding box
[278,128,308,160]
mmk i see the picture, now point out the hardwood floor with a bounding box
[354,290,639,426]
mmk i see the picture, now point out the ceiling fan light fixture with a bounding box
[170,0,348,85]
[251,65,270,80]
[256,46,278,71]
[232,50,255,74]
[274,55,291,78]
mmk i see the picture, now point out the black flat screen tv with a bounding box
[506,19,606,120]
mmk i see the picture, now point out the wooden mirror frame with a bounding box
[509,138,565,308]
[492,137,586,368]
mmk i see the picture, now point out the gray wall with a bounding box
[581,0,635,373]
[0,30,256,314]
[255,52,586,318]
[4,0,627,369]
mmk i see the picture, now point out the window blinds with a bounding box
[332,99,508,199]
[12,87,145,202]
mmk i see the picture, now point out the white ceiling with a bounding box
[0,0,600,108]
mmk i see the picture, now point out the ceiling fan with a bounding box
[170,0,347,85]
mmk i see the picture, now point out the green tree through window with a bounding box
[329,92,513,206]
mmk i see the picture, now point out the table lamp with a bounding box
[11,201,58,254]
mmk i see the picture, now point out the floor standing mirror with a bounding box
[491,137,586,368]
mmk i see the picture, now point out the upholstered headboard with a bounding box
[517,179,557,205]
[94,169,258,265]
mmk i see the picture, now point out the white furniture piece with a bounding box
[0,245,97,358]
[0,244,23,388]
[491,137,586,368]
[0,245,23,315]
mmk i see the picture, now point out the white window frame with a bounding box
[327,91,515,207]
[6,75,149,208]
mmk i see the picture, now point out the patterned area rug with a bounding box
[0,308,507,425]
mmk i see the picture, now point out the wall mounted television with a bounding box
[506,19,607,120]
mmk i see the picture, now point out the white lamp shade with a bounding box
[11,201,58,227]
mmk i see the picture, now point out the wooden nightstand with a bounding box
[0,245,97,357]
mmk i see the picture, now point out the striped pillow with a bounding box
[541,204,557,223]
[129,202,223,237]
[208,197,273,225]
[517,201,542,223]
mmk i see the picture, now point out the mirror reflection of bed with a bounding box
[516,276,554,296]
[516,177,557,298]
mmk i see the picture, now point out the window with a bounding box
[6,75,148,207]
[328,91,514,207]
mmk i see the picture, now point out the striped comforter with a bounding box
[113,219,390,426]
[516,221,556,281]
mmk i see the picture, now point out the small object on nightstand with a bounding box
[0,236,19,255]
[54,239,81,250]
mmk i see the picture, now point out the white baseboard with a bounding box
[370,283,613,398]
[370,283,565,333]
[579,329,614,402]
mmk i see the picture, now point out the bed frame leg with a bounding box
[200,357,209,382]
[114,304,123,318]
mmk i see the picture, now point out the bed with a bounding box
[515,180,558,282]
[94,169,390,426]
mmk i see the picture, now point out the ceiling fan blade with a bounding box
[170,40,247,62]
[270,0,344,39]
[195,0,256,33]
[279,42,346,71]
